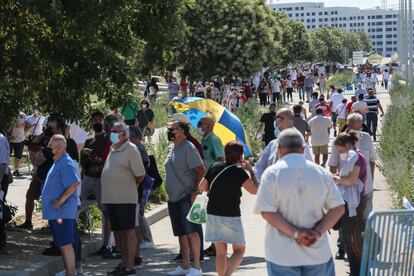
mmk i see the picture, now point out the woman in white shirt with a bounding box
[336,98,348,132]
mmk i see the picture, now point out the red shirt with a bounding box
[315,102,331,117]
[297,75,305,86]
[346,100,356,113]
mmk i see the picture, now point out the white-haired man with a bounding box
[254,129,345,276]
[101,123,146,275]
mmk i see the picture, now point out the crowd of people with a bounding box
[0,62,388,276]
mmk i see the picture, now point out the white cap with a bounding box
[172,113,189,124]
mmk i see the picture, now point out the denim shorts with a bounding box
[205,214,246,245]
[266,258,335,276]
[168,196,199,237]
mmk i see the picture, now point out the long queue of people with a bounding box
[0,66,385,276]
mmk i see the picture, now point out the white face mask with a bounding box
[142,104,148,109]
[340,152,348,161]
[197,128,205,136]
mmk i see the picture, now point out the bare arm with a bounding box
[313,205,345,236]
[242,177,258,195]
[255,122,265,138]
[54,183,78,209]
[135,175,145,186]
[194,165,205,191]
[198,178,208,192]
[333,165,360,187]
[378,103,385,116]
[370,162,376,181]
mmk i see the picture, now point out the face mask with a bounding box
[142,104,148,109]
[92,123,103,133]
[167,130,176,141]
[273,122,281,138]
[44,127,54,138]
[110,132,120,144]
[355,130,363,138]
[197,128,205,136]
[340,152,348,161]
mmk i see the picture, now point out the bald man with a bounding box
[41,135,81,276]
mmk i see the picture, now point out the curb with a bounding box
[1,204,168,276]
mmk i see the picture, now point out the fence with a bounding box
[360,210,414,276]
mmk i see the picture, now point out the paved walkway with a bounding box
[76,85,393,275]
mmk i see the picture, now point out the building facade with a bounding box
[267,2,402,57]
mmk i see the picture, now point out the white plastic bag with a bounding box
[186,192,208,224]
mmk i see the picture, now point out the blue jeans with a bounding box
[266,258,335,276]
[298,86,305,100]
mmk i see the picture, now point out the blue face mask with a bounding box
[110,132,120,144]
[273,122,281,138]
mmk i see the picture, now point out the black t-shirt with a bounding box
[136,109,154,129]
[260,112,276,141]
[36,135,78,180]
[80,134,108,177]
[206,161,250,217]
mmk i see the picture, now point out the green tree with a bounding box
[273,13,312,65]
[178,0,281,79]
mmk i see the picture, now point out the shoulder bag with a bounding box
[186,165,235,224]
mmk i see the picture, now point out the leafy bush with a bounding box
[77,204,102,234]
[378,74,414,206]
[326,71,354,90]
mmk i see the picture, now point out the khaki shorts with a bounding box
[312,145,328,156]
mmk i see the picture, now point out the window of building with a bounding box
[376,15,383,19]
[301,19,304,22]
[377,41,383,45]
[386,47,393,51]
[385,21,393,25]
[301,13,304,16]
[386,27,392,31]
[324,11,328,15]
[368,16,371,19]
[344,23,347,27]
[288,14,292,17]
[312,18,316,22]
[319,12,322,15]
[287,7,292,11]
[312,25,316,28]
[361,16,365,19]
[386,41,393,45]
[319,18,323,22]
[377,22,383,25]
[324,18,328,21]
[385,14,393,18]
[394,41,397,44]
[307,19,310,22]
[301,7,304,10]
[307,25,311,29]
[312,12,315,16]
[393,14,397,18]
[368,22,371,26]
[377,34,383,38]
[307,12,310,16]
[386,34,393,38]
[377,28,382,32]
[339,24,342,27]
[296,13,299,17]
[295,7,299,10]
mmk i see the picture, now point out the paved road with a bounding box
[75,84,393,275]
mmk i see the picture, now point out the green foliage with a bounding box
[326,71,354,89]
[378,74,414,206]
[77,204,102,234]
[309,28,371,63]
[235,101,267,161]
[274,13,312,65]
[147,131,169,203]
[178,0,281,79]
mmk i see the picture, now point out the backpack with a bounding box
[147,155,163,190]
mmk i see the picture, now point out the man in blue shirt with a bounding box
[0,130,10,253]
[42,134,80,276]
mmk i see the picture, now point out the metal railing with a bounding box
[360,210,414,276]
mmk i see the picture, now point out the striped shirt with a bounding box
[364,95,380,113]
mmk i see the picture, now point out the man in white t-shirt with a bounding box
[308,108,332,166]
[335,98,348,132]
[351,94,369,121]
[26,107,46,137]
[254,129,344,276]
[270,77,282,104]
[329,89,345,137]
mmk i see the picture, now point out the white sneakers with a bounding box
[167,266,203,276]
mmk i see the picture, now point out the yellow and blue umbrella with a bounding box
[171,97,252,156]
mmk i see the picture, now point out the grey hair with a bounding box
[113,122,129,138]
[277,128,305,149]
[49,134,67,149]
[347,113,363,124]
